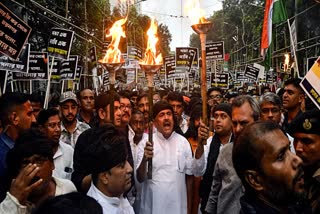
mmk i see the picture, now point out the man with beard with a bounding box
[1,129,76,213]
[59,91,90,148]
[136,101,195,214]
[83,124,134,214]
[76,88,98,127]
[137,93,149,131]
[207,87,223,131]
[282,78,305,131]
[0,92,36,201]
[38,108,74,180]
[167,91,188,134]
[193,103,233,213]
[233,121,310,213]
[119,92,132,130]
[288,109,320,213]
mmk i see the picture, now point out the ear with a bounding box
[98,108,106,120]
[9,112,19,126]
[298,93,305,104]
[99,172,109,185]
[244,170,264,191]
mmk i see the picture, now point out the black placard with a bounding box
[47,28,74,60]
[164,55,175,77]
[0,3,32,60]
[13,52,48,80]
[211,73,229,89]
[75,65,83,83]
[0,43,29,72]
[206,41,225,60]
[127,46,142,60]
[175,47,198,68]
[244,64,260,80]
[60,55,78,80]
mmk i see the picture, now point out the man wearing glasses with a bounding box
[207,87,223,131]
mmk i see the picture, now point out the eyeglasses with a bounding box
[209,95,222,100]
[120,105,132,111]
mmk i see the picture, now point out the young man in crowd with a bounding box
[288,109,320,213]
[59,91,90,148]
[83,125,134,213]
[0,93,36,201]
[37,108,74,180]
[1,129,76,213]
[233,121,309,213]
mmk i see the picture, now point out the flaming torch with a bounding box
[186,0,213,140]
[139,18,163,179]
[99,16,127,123]
[284,53,290,73]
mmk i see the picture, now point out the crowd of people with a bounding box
[0,77,319,214]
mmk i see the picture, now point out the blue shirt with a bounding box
[0,132,15,201]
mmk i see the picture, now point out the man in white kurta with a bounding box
[136,101,193,214]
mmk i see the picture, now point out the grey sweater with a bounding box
[205,143,244,214]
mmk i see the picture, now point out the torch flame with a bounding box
[101,16,127,63]
[185,0,210,25]
[284,53,290,71]
[140,18,163,65]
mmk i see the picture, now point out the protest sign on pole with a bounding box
[0,3,32,60]
[60,55,78,80]
[0,43,30,73]
[89,46,97,63]
[205,41,225,60]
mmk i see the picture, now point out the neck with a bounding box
[287,106,301,124]
[4,126,18,141]
[62,119,77,133]
[257,195,287,213]
[96,182,120,198]
[219,132,232,145]
[80,110,93,123]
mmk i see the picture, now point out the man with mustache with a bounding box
[167,91,188,134]
[59,91,90,148]
[83,124,134,214]
[288,109,320,213]
[136,101,195,214]
[282,78,305,131]
[1,129,76,213]
[37,108,74,180]
[76,88,98,127]
[137,93,149,131]
[233,121,309,213]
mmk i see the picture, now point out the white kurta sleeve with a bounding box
[0,192,28,214]
[191,137,212,176]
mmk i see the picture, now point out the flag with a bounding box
[273,0,288,24]
[261,0,288,68]
[261,0,274,58]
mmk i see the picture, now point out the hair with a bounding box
[118,90,131,100]
[284,78,303,92]
[232,121,285,195]
[76,88,94,99]
[136,92,148,104]
[166,91,184,103]
[77,124,128,185]
[259,92,282,108]
[94,92,120,111]
[37,108,60,126]
[29,92,44,106]
[33,192,103,214]
[6,128,54,180]
[231,95,260,121]
[207,87,222,97]
[184,104,202,140]
[131,109,144,117]
[0,92,29,126]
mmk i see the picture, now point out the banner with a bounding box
[211,73,229,89]
[300,56,320,110]
[47,28,74,60]
[60,55,78,80]
[206,41,224,60]
[0,43,29,72]
[127,46,142,60]
[13,52,48,80]
[175,47,198,68]
[0,3,32,60]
